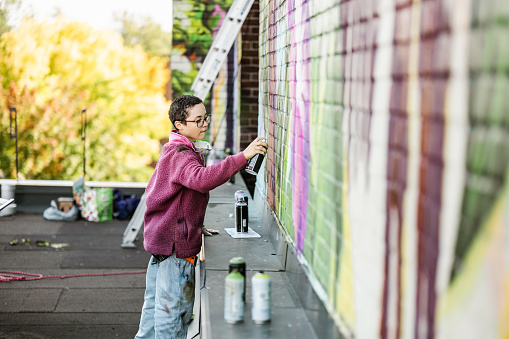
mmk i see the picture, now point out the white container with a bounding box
[224,270,244,324]
[0,184,16,216]
[251,271,271,324]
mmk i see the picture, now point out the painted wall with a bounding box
[172,0,237,152]
[258,0,509,338]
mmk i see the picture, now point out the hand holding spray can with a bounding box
[245,138,267,175]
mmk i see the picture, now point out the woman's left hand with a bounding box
[202,227,219,236]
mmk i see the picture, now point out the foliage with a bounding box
[0,17,171,181]
[115,11,172,57]
[0,0,22,35]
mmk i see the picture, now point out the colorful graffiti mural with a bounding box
[259,0,509,338]
[172,0,231,98]
[172,0,239,153]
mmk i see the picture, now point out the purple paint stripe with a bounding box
[288,0,311,253]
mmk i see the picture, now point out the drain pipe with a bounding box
[81,107,87,180]
[1,107,18,216]
[9,106,18,180]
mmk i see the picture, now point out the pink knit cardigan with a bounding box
[143,131,247,258]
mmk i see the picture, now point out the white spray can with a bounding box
[224,269,245,324]
[251,271,271,324]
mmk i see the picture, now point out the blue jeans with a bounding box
[135,254,195,339]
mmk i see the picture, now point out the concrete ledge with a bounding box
[253,188,344,339]
[0,179,146,213]
[0,179,147,188]
[200,174,317,338]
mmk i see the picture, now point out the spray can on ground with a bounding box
[229,257,246,301]
[251,271,271,324]
[235,201,248,233]
[234,190,248,232]
[234,190,248,205]
[224,269,245,324]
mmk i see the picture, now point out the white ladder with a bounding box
[0,198,14,212]
[120,193,146,248]
[191,0,255,100]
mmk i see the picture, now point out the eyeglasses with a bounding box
[181,114,211,128]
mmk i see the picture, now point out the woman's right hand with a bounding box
[242,137,268,160]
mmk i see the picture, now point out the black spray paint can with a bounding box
[234,190,248,204]
[235,201,248,233]
[245,153,265,175]
[229,257,246,301]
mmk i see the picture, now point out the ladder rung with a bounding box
[191,0,255,100]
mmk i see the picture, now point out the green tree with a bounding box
[115,11,172,57]
[0,17,170,181]
[0,0,22,35]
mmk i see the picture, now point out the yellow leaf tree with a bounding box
[0,17,170,181]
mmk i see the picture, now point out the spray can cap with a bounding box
[230,257,245,264]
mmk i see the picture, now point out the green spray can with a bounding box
[229,257,246,301]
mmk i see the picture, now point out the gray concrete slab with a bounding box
[0,269,146,289]
[0,215,64,235]
[20,289,62,312]
[0,312,141,326]
[208,174,246,199]
[203,203,282,272]
[1,289,25,313]
[204,270,316,339]
[54,288,143,313]
[0,173,321,339]
[57,220,136,236]
[199,175,318,339]
[60,250,150,269]
[202,229,282,272]
[0,325,138,339]
[6,234,132,250]
[0,252,65,269]
[0,212,146,339]
[0,287,62,313]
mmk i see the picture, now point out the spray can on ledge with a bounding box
[234,190,248,233]
[224,269,245,324]
[234,190,248,205]
[235,201,248,233]
[245,139,267,175]
[251,271,271,324]
[229,257,246,301]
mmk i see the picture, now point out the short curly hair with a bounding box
[168,95,203,128]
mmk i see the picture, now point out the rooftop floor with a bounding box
[0,174,319,339]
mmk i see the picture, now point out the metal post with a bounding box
[9,106,18,180]
[81,107,87,180]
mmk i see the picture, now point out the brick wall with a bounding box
[257,0,509,338]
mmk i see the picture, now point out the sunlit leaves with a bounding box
[0,17,170,181]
